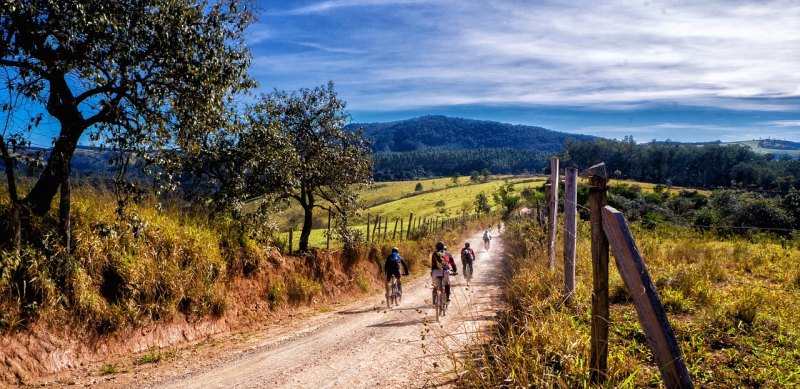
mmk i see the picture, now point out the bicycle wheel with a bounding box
[392,281,400,306]
[385,278,394,309]
[395,282,401,306]
[435,288,443,321]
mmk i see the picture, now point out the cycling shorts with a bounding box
[386,269,402,282]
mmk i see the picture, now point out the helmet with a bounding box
[465,242,470,248]
[391,247,399,254]
[436,241,446,251]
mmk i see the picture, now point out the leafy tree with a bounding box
[262,82,372,252]
[469,170,480,182]
[0,0,254,245]
[492,183,521,218]
[474,192,491,216]
[415,182,424,191]
[451,172,460,184]
[480,168,491,181]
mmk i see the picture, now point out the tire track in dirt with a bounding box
[139,230,506,389]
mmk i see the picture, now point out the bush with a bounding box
[287,272,322,304]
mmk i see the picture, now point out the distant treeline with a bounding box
[372,148,552,181]
[562,138,800,190]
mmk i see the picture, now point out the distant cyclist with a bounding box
[460,242,476,278]
[385,247,409,298]
[483,230,492,249]
[431,241,456,303]
[498,223,502,233]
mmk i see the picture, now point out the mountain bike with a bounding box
[463,260,473,285]
[386,275,401,308]
[432,275,447,321]
[483,237,490,250]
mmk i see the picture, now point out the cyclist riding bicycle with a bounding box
[431,241,456,303]
[460,242,476,278]
[385,247,409,298]
[483,230,492,249]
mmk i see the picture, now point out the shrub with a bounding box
[287,272,322,304]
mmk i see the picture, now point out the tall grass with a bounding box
[461,218,800,387]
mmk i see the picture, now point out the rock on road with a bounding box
[147,230,505,389]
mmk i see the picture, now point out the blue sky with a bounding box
[250,0,800,142]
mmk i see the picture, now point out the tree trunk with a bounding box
[60,175,71,255]
[299,194,314,252]
[24,131,81,216]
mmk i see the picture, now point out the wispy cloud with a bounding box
[760,120,800,128]
[255,0,800,140]
[280,0,428,15]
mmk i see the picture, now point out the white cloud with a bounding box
[256,0,800,113]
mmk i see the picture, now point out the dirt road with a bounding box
[96,230,505,389]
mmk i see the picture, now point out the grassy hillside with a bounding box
[278,175,543,251]
[725,140,800,157]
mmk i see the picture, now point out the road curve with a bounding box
[149,230,506,389]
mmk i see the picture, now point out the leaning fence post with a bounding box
[548,157,559,271]
[602,206,694,389]
[392,217,399,240]
[564,167,578,306]
[383,217,388,241]
[588,162,609,384]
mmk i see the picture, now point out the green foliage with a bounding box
[492,183,521,218]
[99,364,119,375]
[474,192,491,215]
[451,172,460,184]
[372,148,551,180]
[415,182,424,192]
[1,0,255,215]
[286,273,322,304]
[563,138,800,190]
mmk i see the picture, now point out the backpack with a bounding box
[462,248,474,261]
[433,250,447,270]
[391,252,401,263]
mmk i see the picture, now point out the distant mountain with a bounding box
[348,115,595,152]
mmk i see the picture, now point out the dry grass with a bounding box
[460,218,800,387]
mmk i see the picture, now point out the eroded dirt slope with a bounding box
[37,230,506,388]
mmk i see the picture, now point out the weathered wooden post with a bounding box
[407,213,413,239]
[288,228,294,255]
[374,215,381,242]
[400,218,404,240]
[548,157,559,271]
[588,162,609,384]
[326,209,331,250]
[366,214,371,242]
[564,167,578,305]
[392,217,399,240]
[383,217,388,241]
[603,206,694,389]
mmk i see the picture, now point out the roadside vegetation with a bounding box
[461,184,800,387]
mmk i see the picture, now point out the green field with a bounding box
[279,175,545,251]
[724,140,800,157]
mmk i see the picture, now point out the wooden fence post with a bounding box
[602,206,693,389]
[366,214,371,242]
[326,209,331,250]
[400,218,404,240]
[392,217,399,240]
[288,228,294,255]
[548,157,559,271]
[588,162,609,384]
[564,167,578,306]
[374,215,381,242]
[383,217,388,241]
[406,213,413,239]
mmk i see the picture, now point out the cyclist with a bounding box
[460,242,476,278]
[483,230,492,249]
[385,247,409,298]
[431,241,456,303]
[498,223,502,233]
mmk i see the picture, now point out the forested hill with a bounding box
[348,115,594,152]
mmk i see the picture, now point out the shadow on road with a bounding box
[366,319,420,328]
